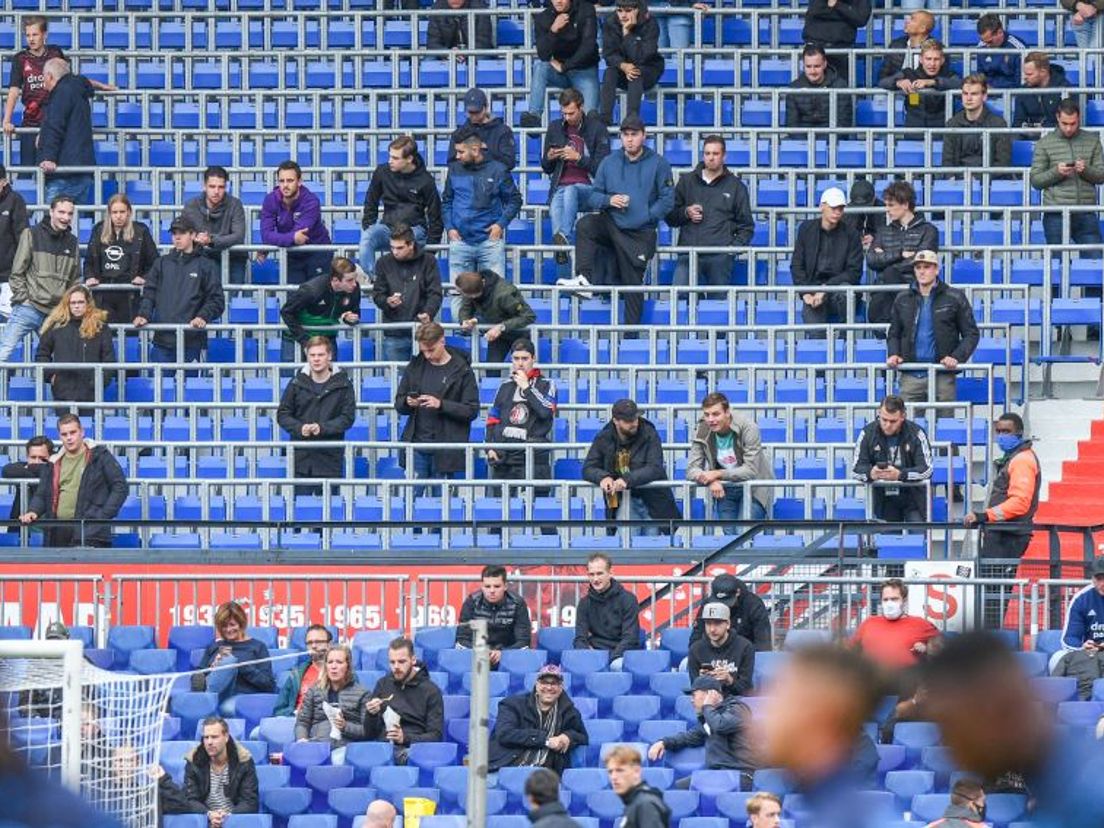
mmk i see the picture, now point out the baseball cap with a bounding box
[1091,556,1104,577]
[685,676,723,694]
[619,113,646,133]
[611,399,639,421]
[701,602,731,622]
[464,88,488,112]
[169,215,197,234]
[536,664,565,683]
[913,250,939,266]
[44,621,70,640]
[709,573,740,600]
[820,187,847,208]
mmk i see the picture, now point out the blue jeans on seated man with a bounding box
[715,485,768,535]
[412,449,459,500]
[44,173,93,205]
[0,303,46,361]
[628,493,661,537]
[527,62,600,115]
[359,223,427,277]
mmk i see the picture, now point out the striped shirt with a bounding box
[206,764,233,812]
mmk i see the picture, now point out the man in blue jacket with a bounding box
[1049,555,1104,697]
[561,115,673,328]
[36,58,95,204]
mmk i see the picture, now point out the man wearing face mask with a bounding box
[964,413,1041,560]
[924,779,987,828]
[851,579,940,672]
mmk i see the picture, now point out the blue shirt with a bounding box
[1060,583,1104,650]
[914,293,937,364]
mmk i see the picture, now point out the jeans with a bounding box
[380,335,414,363]
[18,132,37,169]
[0,303,46,362]
[656,13,693,49]
[358,223,426,276]
[715,486,768,535]
[629,494,659,537]
[448,237,507,318]
[43,174,94,205]
[149,343,203,364]
[673,253,734,288]
[1042,212,1103,254]
[549,184,593,241]
[412,449,458,499]
[528,62,600,115]
[286,249,334,285]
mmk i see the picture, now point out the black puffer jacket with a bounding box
[801,0,871,48]
[573,578,641,659]
[426,0,494,50]
[364,668,445,745]
[886,279,980,365]
[276,366,358,478]
[395,346,480,474]
[488,689,589,774]
[135,249,225,351]
[666,165,754,247]
[786,67,854,129]
[35,317,116,402]
[0,185,28,283]
[454,589,533,650]
[865,215,939,324]
[535,0,599,70]
[601,6,663,76]
[26,442,128,547]
[361,153,444,244]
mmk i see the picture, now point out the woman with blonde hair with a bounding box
[35,284,116,411]
[294,644,369,746]
[84,193,158,323]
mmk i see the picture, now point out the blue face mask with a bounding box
[996,433,1022,453]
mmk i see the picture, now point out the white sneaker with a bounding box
[556,274,594,300]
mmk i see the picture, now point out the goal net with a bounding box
[0,640,176,828]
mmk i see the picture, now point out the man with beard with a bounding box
[274,624,333,716]
[687,603,754,696]
[488,664,588,774]
[786,44,854,130]
[159,716,259,824]
[363,637,444,764]
[573,552,642,668]
[690,573,773,651]
[182,165,248,283]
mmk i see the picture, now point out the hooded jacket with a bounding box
[0,184,28,284]
[661,695,756,771]
[135,248,225,350]
[687,632,755,696]
[801,0,871,48]
[1029,126,1104,206]
[851,417,933,518]
[361,153,444,244]
[10,219,79,314]
[371,250,443,330]
[426,0,494,51]
[27,441,127,547]
[448,117,519,171]
[844,179,883,241]
[617,782,671,828]
[364,668,445,745]
[294,681,370,744]
[457,269,536,332]
[36,74,95,167]
[790,217,864,291]
[260,185,332,248]
[395,345,480,474]
[865,214,939,324]
[601,6,664,77]
[182,194,248,253]
[786,67,854,129]
[573,577,641,659]
[926,804,987,828]
[541,111,610,197]
[35,317,116,402]
[942,107,1012,168]
[880,63,962,128]
[488,688,589,774]
[588,147,675,232]
[1012,65,1070,129]
[689,577,773,651]
[276,366,357,478]
[535,0,599,71]
[529,801,584,828]
[281,273,362,345]
[666,165,754,248]
[886,279,980,365]
[454,589,533,650]
[582,418,682,526]
[486,370,557,473]
[442,157,523,244]
[163,738,259,815]
[686,416,774,512]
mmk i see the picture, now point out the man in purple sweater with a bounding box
[259,160,333,285]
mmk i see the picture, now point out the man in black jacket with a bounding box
[598,0,664,124]
[525,768,585,828]
[943,74,1012,169]
[851,394,933,523]
[878,38,962,130]
[489,664,588,774]
[159,717,259,823]
[1012,52,1071,131]
[371,225,443,363]
[455,564,533,661]
[426,0,494,53]
[276,336,357,496]
[791,187,863,336]
[280,256,361,362]
[521,0,600,126]
[865,181,938,325]
[689,574,773,651]
[21,414,126,548]
[583,399,681,535]
[877,10,935,83]
[687,603,755,697]
[786,44,854,131]
[486,338,557,483]
[2,435,52,531]
[37,58,95,204]
[667,135,754,290]
[0,164,28,317]
[606,745,671,828]
[887,251,979,403]
[395,322,480,494]
[358,136,444,279]
[364,637,445,764]
[801,0,871,82]
[573,552,641,667]
[448,88,517,170]
[182,165,248,284]
[133,214,225,363]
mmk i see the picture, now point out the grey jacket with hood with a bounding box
[686,415,774,511]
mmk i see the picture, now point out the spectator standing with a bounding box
[19,414,125,548]
[3,16,64,167]
[1048,556,1104,695]
[371,225,442,363]
[786,44,854,131]
[605,746,671,828]
[159,717,259,824]
[35,285,116,412]
[36,58,98,204]
[426,0,494,54]
[801,0,871,82]
[133,215,225,364]
[886,251,980,403]
[525,769,585,828]
[394,322,480,491]
[0,194,78,362]
[866,181,938,325]
[448,88,518,170]
[488,665,588,773]
[573,552,642,667]
[687,392,772,529]
[851,395,933,523]
[1,435,52,530]
[456,269,536,366]
[294,645,369,747]
[975,14,1027,89]
[455,564,534,661]
[358,136,443,279]
[563,116,674,328]
[259,160,333,285]
[442,133,522,287]
[878,10,935,82]
[1012,52,1070,131]
[583,398,682,535]
[942,74,1012,170]
[363,638,445,764]
[0,164,29,318]
[522,0,601,126]
[486,338,557,484]
[746,793,783,828]
[1030,99,1104,256]
[851,579,940,671]
[83,193,158,323]
[880,39,962,130]
[182,165,249,284]
[1062,0,1104,61]
[666,135,754,289]
[274,624,333,717]
[686,604,755,697]
[193,601,276,712]
[923,779,987,828]
[276,336,357,496]
[790,187,864,333]
[689,573,773,652]
[280,257,361,363]
[598,0,664,125]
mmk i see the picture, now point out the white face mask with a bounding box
[881,599,904,621]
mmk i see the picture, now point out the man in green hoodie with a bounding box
[455,269,537,367]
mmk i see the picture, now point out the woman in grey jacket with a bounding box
[294,645,369,745]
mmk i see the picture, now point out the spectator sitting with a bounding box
[790,187,864,334]
[426,0,494,54]
[1,435,52,531]
[448,88,518,170]
[279,256,361,363]
[36,58,98,204]
[605,745,671,827]
[851,579,940,672]
[597,0,664,125]
[687,392,773,530]
[0,164,28,318]
[975,14,1027,89]
[456,269,537,368]
[865,180,938,325]
[880,39,962,130]
[1047,555,1104,697]
[274,623,333,717]
[689,573,773,652]
[745,792,783,828]
[35,284,116,414]
[259,160,333,285]
[851,395,933,524]
[573,552,642,668]
[158,716,259,825]
[786,44,854,131]
[923,779,987,828]
[647,676,756,789]
[83,193,158,323]
[878,10,935,82]
[181,165,249,284]
[488,664,588,774]
[582,398,682,536]
[687,603,755,697]
[363,637,445,764]
[801,0,871,82]
[521,0,600,126]
[294,644,369,748]
[525,768,585,828]
[371,224,443,364]
[942,74,1013,170]
[455,564,534,663]
[193,601,276,713]
[1012,52,1070,131]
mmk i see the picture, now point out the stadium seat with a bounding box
[884,770,935,812]
[611,695,663,738]
[327,787,378,822]
[258,717,297,753]
[129,648,177,674]
[407,742,459,785]
[536,627,575,660]
[256,765,291,791]
[305,765,355,810]
[171,692,219,738]
[1031,676,1078,704]
[369,766,420,800]
[261,787,312,819]
[622,650,673,691]
[107,625,157,669]
[649,672,691,714]
[282,741,332,784]
[659,628,693,662]
[911,794,952,823]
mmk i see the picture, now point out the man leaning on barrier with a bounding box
[852,395,933,525]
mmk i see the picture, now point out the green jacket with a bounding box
[1029,126,1104,206]
[10,220,80,314]
[457,270,536,332]
[273,662,311,717]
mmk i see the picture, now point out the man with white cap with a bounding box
[790,186,864,337]
[687,601,755,696]
[886,249,978,403]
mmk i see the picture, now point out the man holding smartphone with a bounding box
[485,339,557,486]
[851,395,933,525]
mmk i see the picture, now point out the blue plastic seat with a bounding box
[343,742,395,782]
[171,692,219,738]
[893,722,942,765]
[561,649,610,675]
[884,770,935,811]
[1031,676,1077,704]
[649,672,691,714]
[256,765,291,791]
[368,765,419,800]
[328,787,378,820]
[288,817,336,828]
[129,648,176,674]
[261,787,312,818]
[584,671,634,708]
[536,627,575,660]
[282,741,331,783]
[498,649,548,690]
[911,794,952,824]
[611,695,663,738]
[108,624,156,669]
[622,650,673,691]
[582,720,625,764]
[751,768,796,796]
[407,742,459,785]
